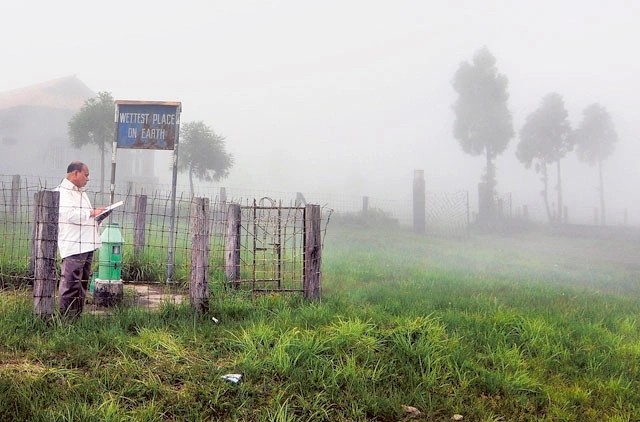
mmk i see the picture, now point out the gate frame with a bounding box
[223,201,321,300]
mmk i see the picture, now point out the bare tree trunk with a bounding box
[484,148,495,223]
[598,159,606,225]
[556,160,563,224]
[541,163,552,223]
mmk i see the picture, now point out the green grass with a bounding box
[2,224,640,420]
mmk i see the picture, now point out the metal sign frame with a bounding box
[114,100,181,150]
[112,100,182,283]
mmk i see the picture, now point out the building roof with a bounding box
[0,75,96,111]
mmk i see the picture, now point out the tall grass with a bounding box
[2,224,640,420]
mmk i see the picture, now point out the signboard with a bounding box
[115,100,181,150]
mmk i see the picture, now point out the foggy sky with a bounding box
[2,0,639,222]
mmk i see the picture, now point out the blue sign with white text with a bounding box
[116,102,181,150]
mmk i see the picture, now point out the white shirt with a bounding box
[54,178,102,259]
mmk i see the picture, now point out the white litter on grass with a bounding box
[402,405,422,418]
[211,316,219,323]
[221,373,242,383]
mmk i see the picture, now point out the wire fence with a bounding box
[1,172,475,312]
[0,175,329,313]
[4,173,636,313]
[500,192,638,227]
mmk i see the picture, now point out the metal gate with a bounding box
[237,198,306,294]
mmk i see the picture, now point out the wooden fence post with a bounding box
[216,187,228,228]
[295,192,307,206]
[362,196,369,219]
[624,209,628,226]
[11,175,20,218]
[225,203,241,289]
[33,190,59,320]
[413,170,425,234]
[304,204,322,300]
[189,197,210,313]
[30,192,37,276]
[134,194,147,256]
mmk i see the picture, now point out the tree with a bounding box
[68,92,115,193]
[452,47,514,223]
[178,121,233,196]
[572,103,618,225]
[516,93,572,223]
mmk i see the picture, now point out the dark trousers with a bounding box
[59,251,94,317]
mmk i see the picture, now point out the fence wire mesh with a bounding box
[231,200,306,293]
[13,172,638,316]
[0,175,333,313]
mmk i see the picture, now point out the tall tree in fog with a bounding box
[68,91,114,193]
[517,93,572,223]
[452,47,514,221]
[178,121,233,196]
[572,103,618,225]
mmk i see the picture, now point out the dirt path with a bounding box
[88,283,185,314]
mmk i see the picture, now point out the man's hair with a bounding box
[66,161,85,173]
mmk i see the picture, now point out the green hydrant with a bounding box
[94,223,124,306]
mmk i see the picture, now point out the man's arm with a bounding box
[58,189,105,223]
[90,208,107,218]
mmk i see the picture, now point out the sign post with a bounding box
[114,100,182,283]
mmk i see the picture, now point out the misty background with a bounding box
[2,0,638,224]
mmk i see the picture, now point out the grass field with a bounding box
[2,223,640,421]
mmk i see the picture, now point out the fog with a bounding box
[3,0,639,222]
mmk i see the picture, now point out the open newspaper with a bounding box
[95,200,124,224]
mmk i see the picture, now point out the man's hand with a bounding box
[90,208,106,218]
